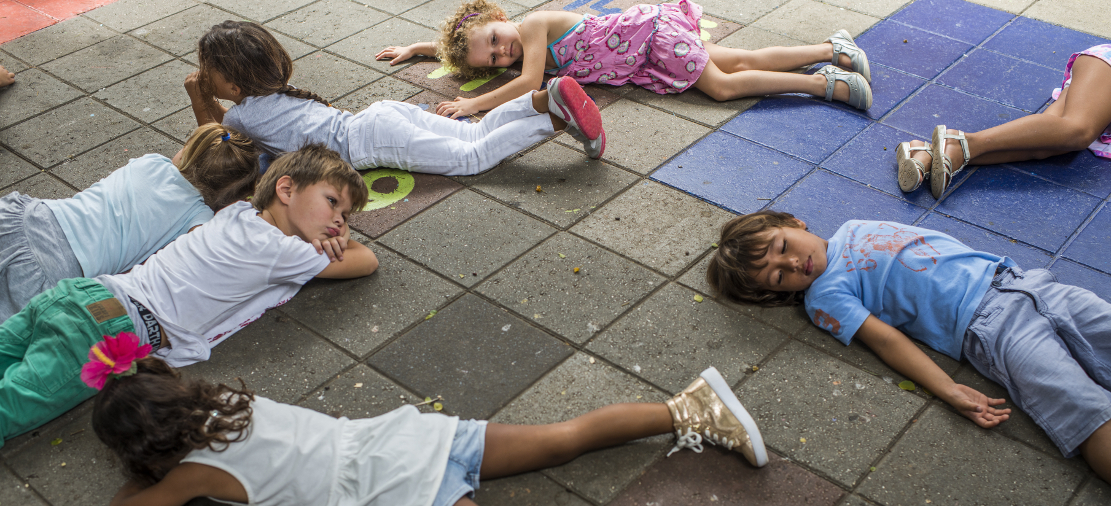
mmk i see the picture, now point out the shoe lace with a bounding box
[701,429,734,450]
[667,427,704,457]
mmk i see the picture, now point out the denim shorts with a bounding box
[431,419,487,506]
[963,266,1111,457]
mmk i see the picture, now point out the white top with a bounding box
[43,154,213,277]
[96,202,330,366]
[181,398,458,506]
[223,93,370,166]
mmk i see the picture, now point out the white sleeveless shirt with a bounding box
[181,397,458,506]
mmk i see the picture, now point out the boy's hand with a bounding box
[312,235,349,262]
[376,45,418,65]
[948,383,1011,428]
[436,97,479,119]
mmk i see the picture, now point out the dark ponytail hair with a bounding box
[197,20,332,108]
[92,357,254,485]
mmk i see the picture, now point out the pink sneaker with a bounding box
[548,77,605,158]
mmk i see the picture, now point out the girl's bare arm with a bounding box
[184,72,227,126]
[375,41,437,65]
[109,463,248,506]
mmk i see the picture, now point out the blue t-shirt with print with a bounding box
[803,221,1013,360]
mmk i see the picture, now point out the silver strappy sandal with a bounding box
[827,29,871,83]
[897,141,931,192]
[930,125,971,199]
[816,65,872,110]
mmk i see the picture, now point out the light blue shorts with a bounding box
[963,266,1111,457]
[432,419,487,506]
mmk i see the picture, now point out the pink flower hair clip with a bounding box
[81,332,152,390]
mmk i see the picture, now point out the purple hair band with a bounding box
[455,12,480,30]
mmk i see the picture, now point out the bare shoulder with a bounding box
[170,463,249,503]
[522,10,584,42]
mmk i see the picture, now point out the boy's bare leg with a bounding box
[0,64,14,88]
[706,41,852,73]
[480,403,672,479]
[530,89,567,131]
[907,55,1111,167]
[1080,421,1111,483]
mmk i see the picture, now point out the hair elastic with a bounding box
[455,12,480,30]
[221,132,231,141]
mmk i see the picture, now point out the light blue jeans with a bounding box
[964,266,1111,457]
[432,419,487,506]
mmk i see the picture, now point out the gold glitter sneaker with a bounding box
[665,366,768,467]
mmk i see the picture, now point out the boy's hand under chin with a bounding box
[946,383,1011,428]
[312,225,350,262]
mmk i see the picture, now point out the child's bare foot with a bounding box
[0,65,14,88]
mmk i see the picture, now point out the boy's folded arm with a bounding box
[854,315,1010,428]
[315,239,378,279]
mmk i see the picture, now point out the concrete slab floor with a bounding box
[1,0,1109,503]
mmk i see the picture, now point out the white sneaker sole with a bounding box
[700,366,769,467]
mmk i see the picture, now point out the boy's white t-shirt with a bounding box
[96,201,331,367]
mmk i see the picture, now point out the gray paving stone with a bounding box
[717,25,807,51]
[475,472,592,506]
[379,189,556,286]
[298,363,436,418]
[1072,477,1111,506]
[1,16,114,66]
[129,4,238,56]
[178,31,315,65]
[838,494,874,506]
[752,0,880,45]
[738,340,925,487]
[367,293,573,419]
[471,142,639,228]
[0,52,28,74]
[589,283,788,393]
[291,51,382,102]
[823,0,910,19]
[576,99,709,174]
[1025,0,1111,40]
[9,174,76,200]
[491,353,671,504]
[965,0,1035,14]
[795,322,960,389]
[693,0,790,27]
[402,0,527,30]
[182,312,356,404]
[678,257,818,336]
[84,0,197,32]
[325,18,438,74]
[206,0,318,22]
[951,365,1061,457]
[265,0,389,47]
[571,181,734,276]
[350,0,433,16]
[331,75,423,111]
[2,98,138,168]
[43,35,173,92]
[478,232,665,343]
[151,107,200,142]
[0,147,39,190]
[0,467,41,506]
[50,128,181,191]
[858,405,1086,506]
[281,248,462,356]
[623,87,758,127]
[0,69,82,129]
[93,60,194,123]
[6,414,124,506]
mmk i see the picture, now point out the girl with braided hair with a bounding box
[186,21,608,175]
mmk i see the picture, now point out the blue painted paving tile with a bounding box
[983,17,1110,70]
[651,132,814,215]
[934,166,1101,251]
[721,97,871,164]
[884,84,1026,139]
[1007,150,1111,199]
[937,49,1058,112]
[889,0,1012,45]
[1061,204,1111,272]
[854,20,973,80]
[812,63,927,120]
[916,212,1052,268]
[821,123,969,208]
[1051,258,1111,302]
[771,170,929,239]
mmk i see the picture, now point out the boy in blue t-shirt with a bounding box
[706,211,1111,483]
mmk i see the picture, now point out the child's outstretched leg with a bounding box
[694,59,871,109]
[0,64,14,88]
[899,53,1111,196]
[480,367,767,480]
[705,29,869,81]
